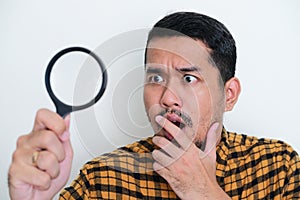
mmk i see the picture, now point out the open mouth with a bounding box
[166,113,186,130]
[170,120,186,129]
[163,120,185,142]
[155,110,189,141]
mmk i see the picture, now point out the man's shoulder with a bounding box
[218,129,300,199]
[226,130,295,150]
[94,136,154,160]
[81,137,155,174]
[223,130,299,163]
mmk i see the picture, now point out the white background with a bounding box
[1,0,299,199]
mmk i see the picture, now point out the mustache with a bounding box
[158,109,193,128]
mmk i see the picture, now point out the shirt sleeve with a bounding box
[59,166,92,200]
[282,148,300,199]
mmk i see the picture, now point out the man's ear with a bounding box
[224,77,241,111]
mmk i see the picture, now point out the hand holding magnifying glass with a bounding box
[8,46,107,200]
[45,47,108,118]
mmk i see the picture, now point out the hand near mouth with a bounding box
[152,116,230,200]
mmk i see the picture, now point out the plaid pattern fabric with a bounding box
[60,129,300,199]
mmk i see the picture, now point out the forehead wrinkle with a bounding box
[146,49,211,78]
[147,36,211,64]
[146,51,196,75]
[145,64,204,79]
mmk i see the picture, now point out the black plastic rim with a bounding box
[45,46,108,117]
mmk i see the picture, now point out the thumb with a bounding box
[61,114,73,165]
[60,114,71,142]
[64,114,71,131]
[62,114,73,160]
[199,122,220,159]
[46,114,73,195]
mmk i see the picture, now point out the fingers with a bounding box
[10,150,58,190]
[60,115,71,142]
[153,116,192,169]
[60,115,73,164]
[153,115,220,166]
[35,151,60,179]
[60,129,74,168]
[152,149,174,169]
[153,161,168,174]
[9,109,74,199]
[29,110,71,166]
[200,122,219,159]
[27,129,65,162]
[152,136,185,169]
[12,147,60,178]
[9,160,52,190]
[155,115,191,150]
[33,109,66,139]
[12,110,69,182]
[19,109,69,163]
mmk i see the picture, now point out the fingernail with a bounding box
[155,115,164,123]
[61,130,70,142]
[211,122,219,132]
[64,114,71,121]
[64,114,71,130]
[152,136,158,144]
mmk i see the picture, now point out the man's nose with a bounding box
[160,86,182,109]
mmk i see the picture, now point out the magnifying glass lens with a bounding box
[45,47,107,117]
[50,52,103,106]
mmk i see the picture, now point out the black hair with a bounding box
[145,12,236,84]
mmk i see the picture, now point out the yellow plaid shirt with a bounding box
[60,129,300,199]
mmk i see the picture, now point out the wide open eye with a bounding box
[148,74,164,83]
[183,75,197,83]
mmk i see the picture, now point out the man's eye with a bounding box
[149,75,164,83]
[183,75,197,83]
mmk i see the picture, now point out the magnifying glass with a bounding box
[45,46,107,118]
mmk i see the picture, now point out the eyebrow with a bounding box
[145,67,163,74]
[145,66,201,74]
[175,66,201,73]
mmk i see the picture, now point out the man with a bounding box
[8,12,300,199]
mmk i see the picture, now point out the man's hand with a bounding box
[8,109,73,200]
[152,116,230,200]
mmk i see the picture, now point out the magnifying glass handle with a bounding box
[54,101,72,118]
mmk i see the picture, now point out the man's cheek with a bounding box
[191,107,212,135]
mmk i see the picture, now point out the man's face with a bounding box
[143,36,226,149]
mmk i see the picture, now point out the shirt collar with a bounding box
[216,127,230,181]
